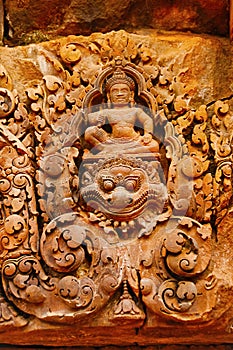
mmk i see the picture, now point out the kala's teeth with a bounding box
[128,220,135,227]
[89,213,98,221]
[121,221,127,228]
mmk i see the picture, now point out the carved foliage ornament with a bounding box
[0,33,232,328]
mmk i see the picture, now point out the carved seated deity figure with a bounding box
[84,68,160,157]
[79,67,167,238]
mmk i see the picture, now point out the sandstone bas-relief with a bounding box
[0,30,233,345]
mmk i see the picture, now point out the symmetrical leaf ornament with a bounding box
[0,32,232,329]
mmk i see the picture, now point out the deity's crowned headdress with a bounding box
[105,68,135,92]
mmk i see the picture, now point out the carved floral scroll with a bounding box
[0,31,233,332]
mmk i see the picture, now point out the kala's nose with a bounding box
[116,90,124,96]
[108,186,133,209]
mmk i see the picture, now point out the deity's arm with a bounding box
[136,108,154,134]
[84,110,108,147]
[87,110,106,126]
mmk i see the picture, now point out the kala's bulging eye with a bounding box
[125,179,137,192]
[103,179,115,191]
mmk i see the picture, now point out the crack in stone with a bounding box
[135,268,148,336]
[206,94,233,107]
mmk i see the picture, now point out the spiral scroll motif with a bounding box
[0,88,15,118]
[40,214,88,273]
[159,280,197,313]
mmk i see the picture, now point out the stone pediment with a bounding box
[0,30,233,346]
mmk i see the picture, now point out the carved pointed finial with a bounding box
[110,279,145,324]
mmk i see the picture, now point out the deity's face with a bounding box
[109,83,133,104]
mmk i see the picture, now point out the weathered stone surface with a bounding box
[0,0,3,45]
[0,31,232,105]
[230,0,233,41]
[2,346,233,350]
[2,0,230,45]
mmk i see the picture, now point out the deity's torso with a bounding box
[94,107,144,139]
